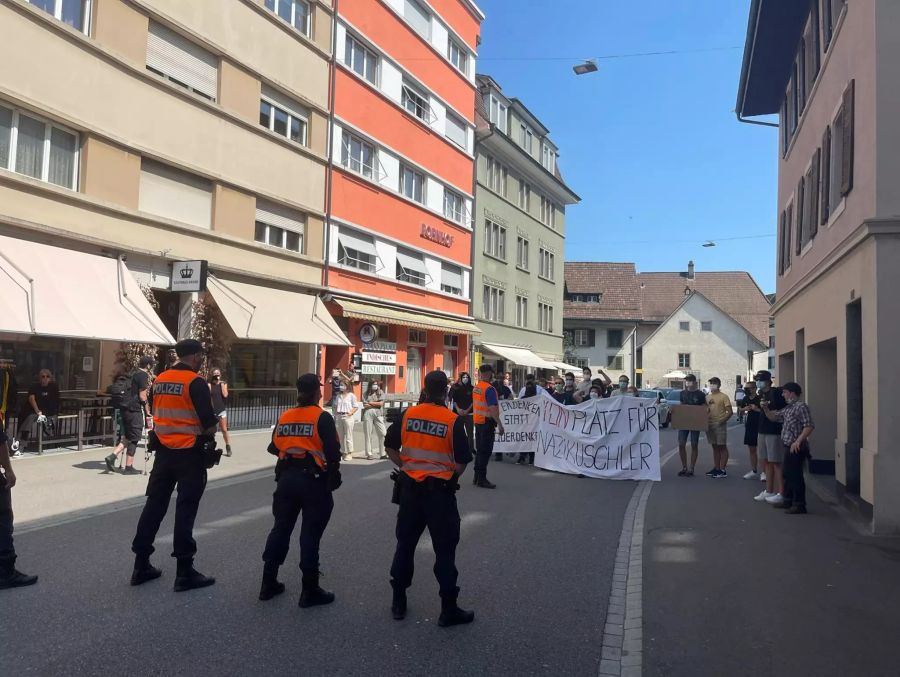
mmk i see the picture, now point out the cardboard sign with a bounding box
[670,404,709,431]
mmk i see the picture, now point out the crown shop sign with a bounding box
[170,260,209,293]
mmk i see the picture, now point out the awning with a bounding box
[338,230,377,258]
[441,265,463,290]
[663,370,687,379]
[551,361,582,373]
[207,276,350,346]
[0,234,174,343]
[336,298,480,335]
[396,250,428,278]
[482,343,556,370]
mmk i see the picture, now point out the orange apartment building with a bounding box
[322,0,484,397]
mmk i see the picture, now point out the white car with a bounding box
[638,389,671,428]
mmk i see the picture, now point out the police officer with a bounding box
[386,370,474,627]
[0,422,37,589]
[472,363,504,489]
[259,374,342,607]
[130,339,220,592]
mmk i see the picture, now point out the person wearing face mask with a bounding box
[450,373,475,460]
[704,377,733,478]
[761,382,814,514]
[750,370,788,504]
[333,381,359,461]
[610,375,630,397]
[207,367,232,458]
[676,374,707,477]
[517,378,538,465]
[472,364,504,488]
[739,382,762,480]
[362,380,387,460]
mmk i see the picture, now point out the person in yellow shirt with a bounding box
[705,377,734,478]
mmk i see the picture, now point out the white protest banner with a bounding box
[492,391,661,481]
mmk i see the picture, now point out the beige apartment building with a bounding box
[0,0,348,398]
[738,0,900,532]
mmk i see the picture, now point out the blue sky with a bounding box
[476,0,778,293]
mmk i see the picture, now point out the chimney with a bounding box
[687,260,695,280]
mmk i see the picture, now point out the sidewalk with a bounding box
[11,425,375,528]
[642,425,900,676]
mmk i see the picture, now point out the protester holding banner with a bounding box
[472,364,504,489]
[517,379,538,465]
[676,374,707,477]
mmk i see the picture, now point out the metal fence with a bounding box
[224,388,297,431]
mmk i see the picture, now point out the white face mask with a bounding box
[461,377,470,384]
[619,382,627,389]
[565,378,574,386]
[371,385,379,392]
[685,382,696,390]
[339,384,347,392]
[756,380,767,390]
[589,392,600,400]
[708,384,719,392]
[584,372,592,380]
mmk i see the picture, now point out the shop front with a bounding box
[322,297,479,401]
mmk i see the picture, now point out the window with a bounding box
[515,295,528,328]
[518,179,530,211]
[448,39,468,74]
[769,335,775,349]
[803,6,820,97]
[679,321,690,332]
[445,112,467,149]
[701,321,713,332]
[337,230,378,272]
[27,0,91,33]
[443,189,465,224]
[797,152,820,253]
[768,356,776,371]
[519,124,533,153]
[779,203,794,275]
[404,0,431,40]
[440,264,463,296]
[487,95,508,133]
[486,156,508,196]
[607,355,624,370]
[408,329,427,345]
[607,329,623,348]
[483,286,505,322]
[402,81,431,122]
[444,334,459,349]
[264,0,311,36]
[542,143,556,173]
[254,201,304,253]
[341,130,376,179]
[259,88,308,146]
[568,293,601,303]
[400,165,425,203]
[138,160,212,229]
[344,33,377,84]
[0,104,79,190]
[538,303,553,333]
[396,249,428,286]
[678,353,691,369]
[830,80,855,210]
[484,219,506,260]
[574,329,594,347]
[824,0,847,49]
[146,22,218,102]
[576,359,589,370]
[516,236,529,270]
[540,196,556,227]
[538,248,555,281]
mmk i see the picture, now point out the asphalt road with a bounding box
[3,435,676,677]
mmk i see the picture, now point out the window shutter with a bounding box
[139,161,212,229]
[588,329,596,347]
[820,127,831,225]
[810,148,821,241]
[256,201,305,234]
[147,22,218,101]
[795,177,804,255]
[778,210,786,275]
[841,80,855,196]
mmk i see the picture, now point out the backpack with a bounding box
[108,377,128,409]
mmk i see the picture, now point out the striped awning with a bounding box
[335,298,480,336]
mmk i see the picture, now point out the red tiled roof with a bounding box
[563,263,771,344]
[563,262,642,321]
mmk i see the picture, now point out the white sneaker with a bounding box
[743,471,760,480]
[760,472,767,482]
[12,449,23,458]
[754,490,774,501]
[765,493,784,505]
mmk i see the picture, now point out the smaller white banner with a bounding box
[362,351,397,364]
[361,363,397,375]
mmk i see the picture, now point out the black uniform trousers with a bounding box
[390,477,461,597]
[262,462,334,574]
[132,447,207,560]
[782,446,808,509]
[0,481,16,567]
[473,422,495,481]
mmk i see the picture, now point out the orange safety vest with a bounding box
[152,369,203,449]
[272,406,327,470]
[472,380,494,425]
[399,403,458,482]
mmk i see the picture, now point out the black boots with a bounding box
[258,562,285,601]
[391,585,407,620]
[0,560,38,589]
[173,558,215,592]
[298,571,334,608]
[474,478,496,489]
[130,556,162,586]
[438,593,475,627]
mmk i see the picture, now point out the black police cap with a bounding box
[175,339,204,357]
[297,373,324,393]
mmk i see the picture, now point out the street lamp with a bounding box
[702,241,716,247]
[573,59,598,75]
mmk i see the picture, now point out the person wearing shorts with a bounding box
[677,374,707,477]
[208,368,232,457]
[705,377,733,478]
[750,370,787,504]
